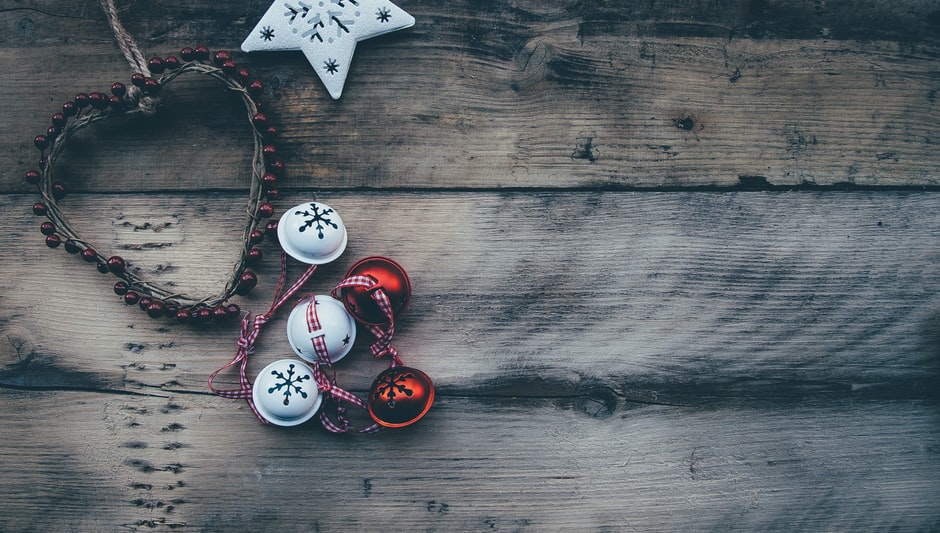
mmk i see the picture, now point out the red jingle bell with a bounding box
[367,366,434,428]
[338,256,412,326]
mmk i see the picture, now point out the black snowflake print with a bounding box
[372,371,415,408]
[267,363,311,406]
[295,203,338,239]
[260,25,276,41]
[376,7,391,22]
[324,58,340,74]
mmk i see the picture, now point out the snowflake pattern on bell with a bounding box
[267,362,311,406]
[241,0,416,99]
[372,369,415,408]
[295,203,338,239]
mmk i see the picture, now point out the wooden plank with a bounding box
[2,0,940,530]
[1,191,937,400]
[1,389,937,531]
[2,1,939,191]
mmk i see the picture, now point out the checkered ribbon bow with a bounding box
[303,293,381,434]
[208,252,319,425]
[331,276,403,367]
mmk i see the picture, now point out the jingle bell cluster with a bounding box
[217,200,433,431]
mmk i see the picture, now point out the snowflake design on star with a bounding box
[241,0,415,98]
[324,58,340,74]
[372,370,415,407]
[295,203,339,239]
[267,363,311,406]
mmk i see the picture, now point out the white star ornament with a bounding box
[241,0,415,99]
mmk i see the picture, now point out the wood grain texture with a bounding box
[1,192,938,530]
[2,0,940,530]
[1,0,939,190]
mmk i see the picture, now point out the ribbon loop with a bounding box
[208,252,318,424]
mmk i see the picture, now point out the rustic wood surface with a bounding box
[1,0,939,531]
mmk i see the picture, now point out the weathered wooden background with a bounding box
[1,0,939,530]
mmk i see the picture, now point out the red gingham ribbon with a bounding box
[332,276,403,367]
[208,251,319,424]
[311,363,381,434]
[305,294,381,434]
[304,296,332,364]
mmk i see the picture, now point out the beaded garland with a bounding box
[27,45,282,323]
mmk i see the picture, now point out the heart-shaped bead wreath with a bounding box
[27,38,280,322]
[26,0,432,433]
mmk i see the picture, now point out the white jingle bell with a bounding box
[277,201,348,264]
[286,295,357,364]
[252,359,322,427]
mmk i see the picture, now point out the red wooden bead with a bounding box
[88,92,109,110]
[197,307,213,321]
[109,96,124,111]
[246,247,263,264]
[235,271,258,295]
[194,45,210,61]
[107,256,126,274]
[252,113,268,128]
[248,80,264,98]
[34,135,49,151]
[32,202,47,216]
[265,188,280,201]
[249,229,264,245]
[268,159,285,176]
[131,73,146,87]
[213,50,231,66]
[97,263,109,274]
[39,221,56,235]
[62,101,77,117]
[163,302,180,318]
[74,93,89,108]
[221,60,237,75]
[262,144,277,160]
[138,296,152,311]
[111,82,127,97]
[147,57,165,74]
[180,47,195,61]
[212,305,229,319]
[81,248,98,262]
[261,172,277,190]
[113,281,129,295]
[123,291,140,305]
[46,126,60,141]
[51,112,67,128]
[165,56,181,70]
[64,239,81,254]
[175,307,192,323]
[225,303,241,318]
[45,234,62,248]
[142,77,160,94]
[265,220,278,237]
[237,68,251,83]
[25,169,41,185]
[258,203,274,218]
[52,182,67,200]
[264,126,278,139]
[146,300,166,318]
